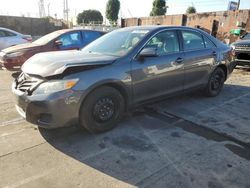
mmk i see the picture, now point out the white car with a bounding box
[0,27,32,51]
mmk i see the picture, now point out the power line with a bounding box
[168,0,228,5]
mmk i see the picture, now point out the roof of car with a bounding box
[53,28,106,34]
[119,25,204,32]
[0,27,22,35]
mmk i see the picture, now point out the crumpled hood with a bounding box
[2,43,41,54]
[232,39,250,46]
[22,50,117,77]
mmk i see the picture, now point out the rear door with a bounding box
[81,31,102,48]
[179,29,217,89]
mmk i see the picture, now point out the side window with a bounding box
[0,30,5,37]
[145,30,180,56]
[82,31,101,44]
[182,31,205,51]
[4,31,16,37]
[58,32,81,48]
[203,36,216,48]
[242,33,250,40]
[0,30,16,37]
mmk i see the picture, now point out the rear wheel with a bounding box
[79,86,125,133]
[205,67,226,97]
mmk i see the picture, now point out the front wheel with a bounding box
[79,86,125,133]
[204,67,226,97]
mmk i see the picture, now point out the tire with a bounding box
[205,67,226,97]
[79,86,125,133]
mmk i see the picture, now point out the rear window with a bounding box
[204,36,216,48]
[182,31,205,51]
[82,31,101,43]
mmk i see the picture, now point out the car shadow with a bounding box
[39,83,250,186]
[39,113,167,186]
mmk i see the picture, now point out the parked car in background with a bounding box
[0,27,32,51]
[0,29,105,70]
[12,26,235,133]
[231,32,250,66]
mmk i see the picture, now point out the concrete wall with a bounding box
[122,10,250,43]
[122,14,184,27]
[186,10,250,42]
[0,15,68,36]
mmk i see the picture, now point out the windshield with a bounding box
[81,29,150,57]
[33,31,62,45]
[242,33,250,40]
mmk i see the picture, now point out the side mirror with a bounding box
[240,33,247,39]
[54,40,63,46]
[138,47,157,58]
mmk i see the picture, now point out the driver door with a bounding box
[131,30,185,103]
[56,31,82,50]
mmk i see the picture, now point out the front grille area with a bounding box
[236,53,250,61]
[15,72,43,94]
[235,45,250,52]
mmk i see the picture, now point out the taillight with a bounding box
[22,36,32,42]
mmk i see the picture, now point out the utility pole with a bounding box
[47,2,50,17]
[38,0,46,18]
[63,0,69,26]
[237,0,240,10]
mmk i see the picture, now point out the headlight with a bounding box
[0,51,5,57]
[230,45,236,56]
[6,51,24,58]
[33,79,79,95]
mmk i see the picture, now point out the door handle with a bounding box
[212,51,217,56]
[175,57,183,64]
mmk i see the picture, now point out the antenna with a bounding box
[237,0,241,10]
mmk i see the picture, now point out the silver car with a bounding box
[0,27,32,51]
[12,26,235,133]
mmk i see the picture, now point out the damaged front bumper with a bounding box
[12,82,83,129]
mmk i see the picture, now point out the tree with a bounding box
[150,0,167,16]
[106,0,120,25]
[77,10,103,24]
[186,6,197,14]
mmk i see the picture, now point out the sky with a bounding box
[0,0,250,21]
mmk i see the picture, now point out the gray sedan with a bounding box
[12,26,235,133]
